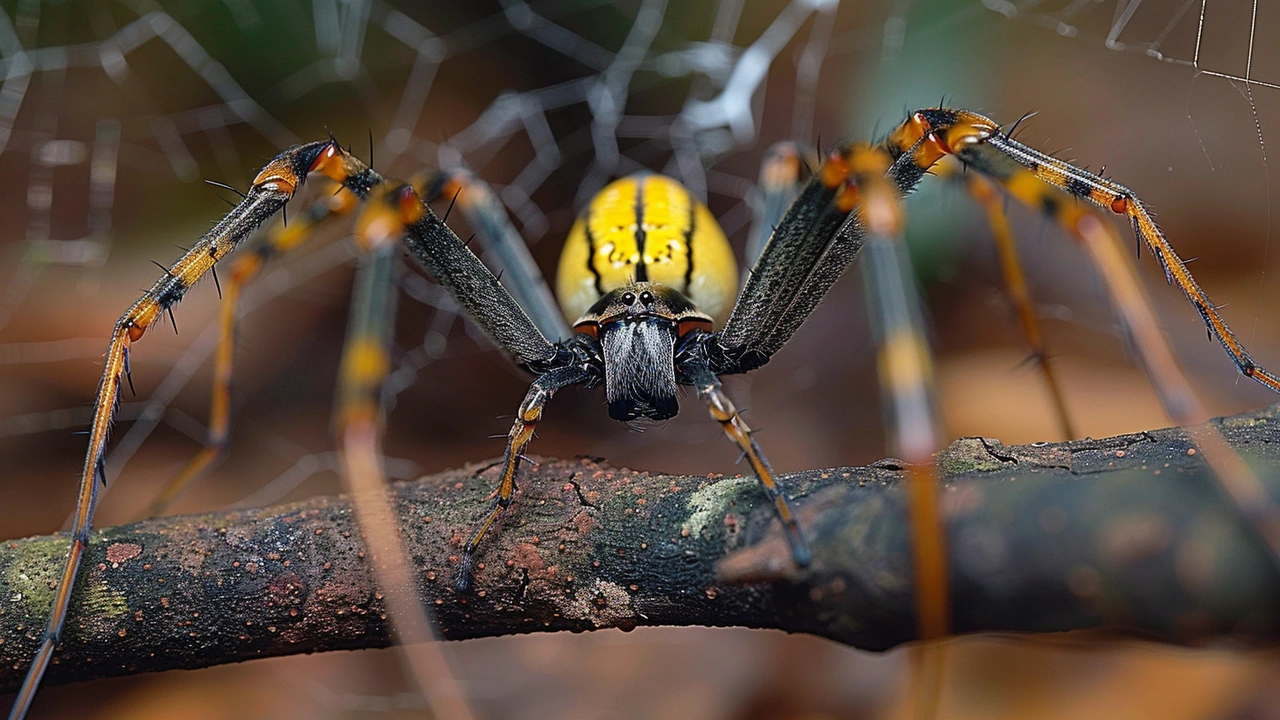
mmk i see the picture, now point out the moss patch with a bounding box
[682,476,757,540]
[3,536,72,618]
[937,438,1007,476]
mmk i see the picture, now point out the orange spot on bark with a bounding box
[511,542,545,575]
[106,542,143,564]
[571,510,596,536]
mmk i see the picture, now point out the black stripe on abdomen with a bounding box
[682,189,696,292]
[584,204,604,294]
[634,176,647,282]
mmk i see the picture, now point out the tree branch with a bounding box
[4,406,1280,691]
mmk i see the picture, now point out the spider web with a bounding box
[980,0,1280,160]
[0,0,853,518]
[980,0,1279,89]
[1,0,1277,507]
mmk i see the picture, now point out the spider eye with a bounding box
[640,291,654,305]
[622,292,637,306]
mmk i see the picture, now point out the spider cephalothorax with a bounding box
[572,282,711,422]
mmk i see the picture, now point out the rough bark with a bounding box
[3,406,1280,692]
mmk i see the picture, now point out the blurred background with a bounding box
[1,0,1280,717]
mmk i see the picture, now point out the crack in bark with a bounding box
[566,473,596,508]
[978,437,1019,464]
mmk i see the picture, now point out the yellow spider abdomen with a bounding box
[556,173,738,325]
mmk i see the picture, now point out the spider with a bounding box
[7,107,1280,719]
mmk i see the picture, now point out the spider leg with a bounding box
[4,140,381,720]
[746,141,807,270]
[1008,174,1280,562]
[424,168,571,342]
[457,364,595,593]
[715,134,949,374]
[894,108,1280,396]
[337,188,405,437]
[714,148,864,373]
[957,165,1075,440]
[332,184,476,719]
[1008,169,1280,565]
[141,184,362,517]
[889,109,1280,568]
[706,142,945,579]
[398,191,561,370]
[854,147,950,639]
[679,353,810,567]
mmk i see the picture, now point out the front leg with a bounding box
[681,354,811,568]
[457,365,593,592]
